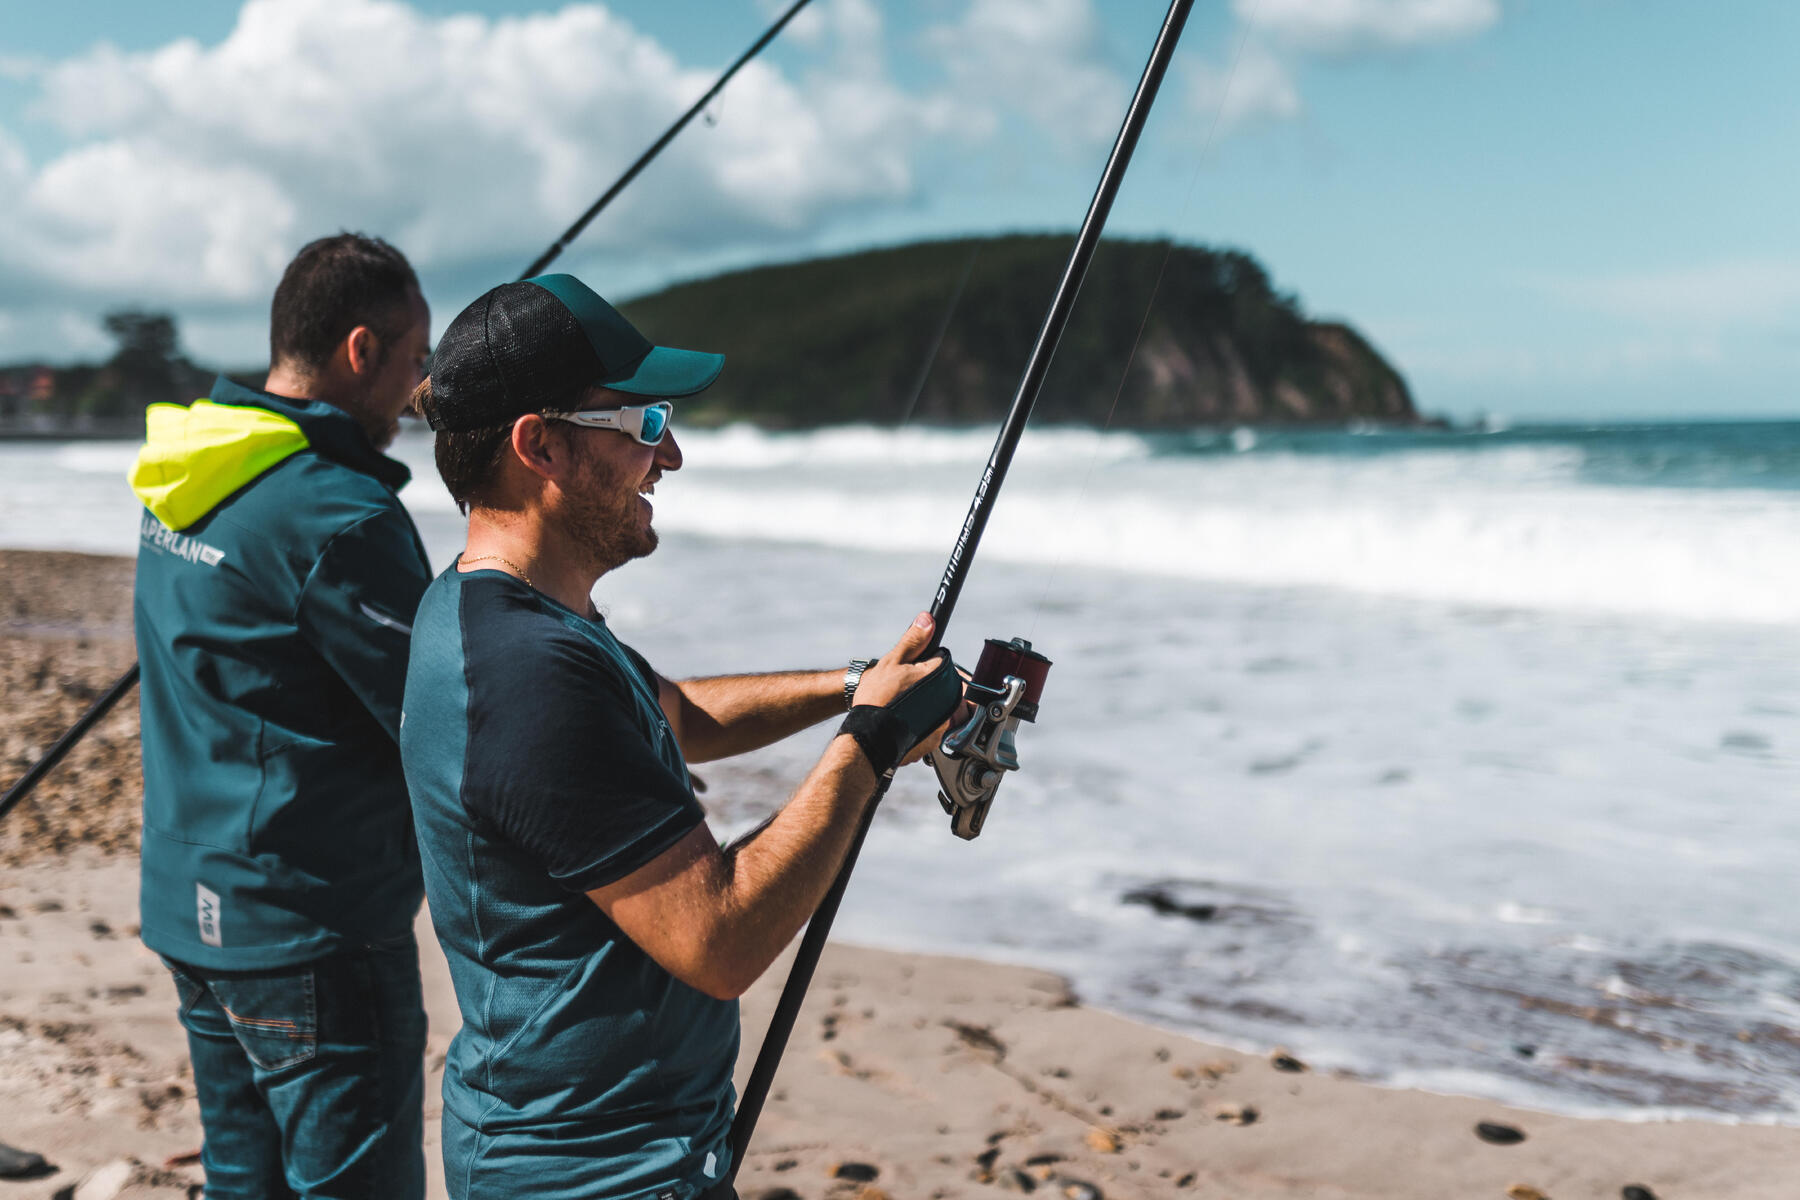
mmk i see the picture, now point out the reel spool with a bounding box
[931,637,1051,840]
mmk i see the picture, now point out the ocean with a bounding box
[5,417,1800,1121]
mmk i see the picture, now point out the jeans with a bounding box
[166,934,427,1200]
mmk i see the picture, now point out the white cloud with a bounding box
[1537,260,1800,328]
[1234,0,1500,55]
[1176,1,1498,144]
[924,0,1127,147]
[4,0,940,322]
[1185,40,1303,133]
[0,54,43,81]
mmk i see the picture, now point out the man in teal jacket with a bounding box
[128,233,433,1199]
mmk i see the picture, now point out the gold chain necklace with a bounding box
[461,553,532,586]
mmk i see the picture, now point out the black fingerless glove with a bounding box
[839,649,963,776]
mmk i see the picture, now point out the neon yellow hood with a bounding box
[129,400,310,531]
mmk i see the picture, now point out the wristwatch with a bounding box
[843,657,875,710]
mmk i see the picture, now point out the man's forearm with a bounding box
[697,736,876,996]
[666,669,845,762]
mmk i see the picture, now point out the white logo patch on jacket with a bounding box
[196,883,223,947]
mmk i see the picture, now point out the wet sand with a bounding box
[3,549,1798,1198]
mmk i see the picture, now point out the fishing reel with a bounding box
[930,637,1052,840]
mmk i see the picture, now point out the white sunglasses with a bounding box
[540,401,672,446]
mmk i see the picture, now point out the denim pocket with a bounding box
[210,965,319,1071]
[163,959,206,1020]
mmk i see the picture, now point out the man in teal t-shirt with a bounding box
[400,275,963,1200]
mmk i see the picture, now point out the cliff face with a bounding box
[622,234,1418,428]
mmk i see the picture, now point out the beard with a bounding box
[561,443,658,574]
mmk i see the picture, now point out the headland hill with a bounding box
[0,234,1420,436]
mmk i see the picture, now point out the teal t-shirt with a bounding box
[401,566,738,1200]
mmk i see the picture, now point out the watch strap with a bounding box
[843,657,875,710]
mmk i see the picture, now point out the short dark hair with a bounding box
[269,233,420,371]
[414,378,513,514]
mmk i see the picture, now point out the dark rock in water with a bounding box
[1122,886,1217,922]
[831,1162,880,1182]
[1622,1188,1658,1200]
[1512,1043,1538,1058]
[0,1141,54,1180]
[1476,1121,1526,1145]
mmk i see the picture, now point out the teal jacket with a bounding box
[129,376,432,969]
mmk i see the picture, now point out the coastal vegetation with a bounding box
[623,234,1419,428]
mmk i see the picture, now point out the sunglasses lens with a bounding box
[638,404,669,445]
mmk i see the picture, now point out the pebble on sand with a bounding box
[1269,1048,1308,1073]
[1622,1188,1658,1200]
[0,1141,53,1181]
[1477,1121,1527,1145]
[831,1161,880,1182]
[1506,1185,1548,1200]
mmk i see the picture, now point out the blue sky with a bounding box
[2,0,1796,421]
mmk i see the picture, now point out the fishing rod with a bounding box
[725,0,1195,1180]
[0,0,818,827]
[0,664,139,825]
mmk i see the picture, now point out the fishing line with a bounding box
[1021,14,1255,646]
[893,244,981,429]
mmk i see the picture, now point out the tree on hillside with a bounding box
[78,309,204,418]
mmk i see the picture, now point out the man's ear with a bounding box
[345,326,381,376]
[510,414,565,483]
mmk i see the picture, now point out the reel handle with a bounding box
[971,637,1052,714]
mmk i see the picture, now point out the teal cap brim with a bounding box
[601,344,725,399]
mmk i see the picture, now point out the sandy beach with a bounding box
[4,549,1798,1199]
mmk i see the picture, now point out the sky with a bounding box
[1,0,1796,422]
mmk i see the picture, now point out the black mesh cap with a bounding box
[424,274,724,432]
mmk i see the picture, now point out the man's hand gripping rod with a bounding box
[725,0,1194,1183]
